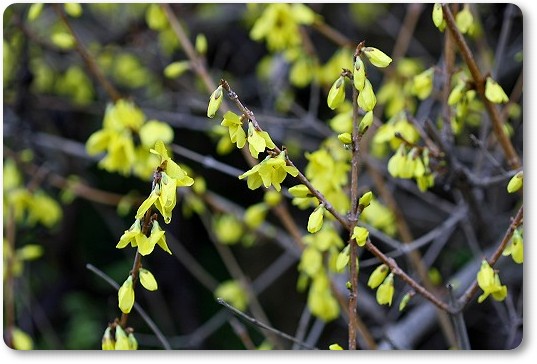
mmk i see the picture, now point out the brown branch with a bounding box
[441,4,521,170]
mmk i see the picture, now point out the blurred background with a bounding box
[3,3,523,350]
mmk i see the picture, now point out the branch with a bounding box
[441,4,521,170]
[217,298,318,350]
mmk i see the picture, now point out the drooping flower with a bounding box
[368,264,389,289]
[376,273,394,306]
[476,260,507,303]
[502,229,523,264]
[239,151,299,191]
[327,76,346,110]
[221,111,246,149]
[351,226,369,247]
[118,276,135,314]
[247,122,276,159]
[362,47,392,68]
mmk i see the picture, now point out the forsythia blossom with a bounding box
[476,260,507,303]
[239,151,299,191]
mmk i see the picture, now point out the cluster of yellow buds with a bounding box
[101,325,138,350]
[367,264,395,306]
[387,145,435,192]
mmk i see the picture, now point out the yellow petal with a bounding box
[139,268,158,291]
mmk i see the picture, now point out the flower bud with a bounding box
[195,33,208,55]
[102,327,115,350]
[114,326,130,350]
[244,203,268,229]
[207,85,224,118]
[327,76,346,110]
[368,263,389,289]
[164,61,191,79]
[485,77,509,104]
[353,57,365,91]
[359,111,373,134]
[264,190,282,207]
[128,332,138,350]
[337,132,352,145]
[358,191,373,208]
[362,47,392,68]
[351,226,369,246]
[118,276,135,314]
[307,204,325,233]
[335,245,350,272]
[329,343,344,350]
[399,291,413,312]
[507,171,523,193]
[139,268,158,291]
[288,184,313,198]
[432,3,446,31]
[376,273,394,306]
[357,78,376,112]
[456,5,474,34]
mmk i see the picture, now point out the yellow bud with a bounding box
[288,184,313,198]
[16,244,44,261]
[244,203,268,229]
[456,5,474,34]
[507,171,523,193]
[329,343,344,350]
[485,77,509,104]
[207,85,224,118]
[353,57,365,91]
[307,205,325,233]
[140,120,174,148]
[368,264,389,289]
[335,245,350,272]
[102,327,115,350]
[359,111,373,134]
[146,3,168,31]
[114,326,130,350]
[327,76,346,110]
[398,292,413,312]
[139,268,158,291]
[432,3,446,31]
[337,132,352,145]
[51,32,75,50]
[28,3,44,21]
[164,61,191,79]
[351,226,369,246]
[215,280,249,311]
[448,82,466,105]
[195,33,208,55]
[118,276,135,314]
[127,333,138,350]
[11,327,33,350]
[412,68,434,100]
[376,273,394,306]
[358,191,373,208]
[362,47,392,68]
[357,78,376,112]
[64,3,83,18]
[264,190,282,207]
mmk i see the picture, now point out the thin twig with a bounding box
[217,298,318,350]
[447,284,471,350]
[86,264,172,350]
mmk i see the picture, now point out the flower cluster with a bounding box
[86,99,174,179]
[114,140,193,320]
[101,326,138,350]
[238,150,298,191]
[387,145,436,192]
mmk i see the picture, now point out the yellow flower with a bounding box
[11,327,33,350]
[376,273,394,306]
[221,111,246,148]
[412,67,434,100]
[139,120,174,148]
[502,229,523,264]
[456,5,474,34]
[247,122,276,159]
[118,276,135,314]
[432,3,446,31]
[476,260,507,303]
[103,99,145,131]
[116,219,170,256]
[485,77,509,104]
[335,245,350,272]
[329,343,344,350]
[151,140,194,187]
[26,190,63,228]
[239,151,299,191]
[351,226,369,247]
[139,268,158,291]
[213,214,244,245]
